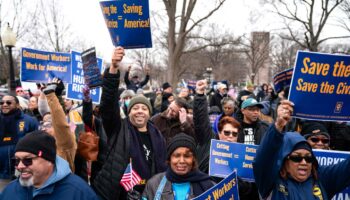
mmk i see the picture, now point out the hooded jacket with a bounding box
[253,125,350,200]
[0,110,38,179]
[0,156,98,200]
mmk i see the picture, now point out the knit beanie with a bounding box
[167,133,196,160]
[127,95,152,115]
[15,130,56,164]
[301,122,330,139]
[162,82,172,90]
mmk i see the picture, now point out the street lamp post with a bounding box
[1,23,17,95]
[206,67,212,86]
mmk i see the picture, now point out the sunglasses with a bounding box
[288,155,314,163]
[309,137,329,144]
[222,130,238,137]
[0,101,13,105]
[13,157,38,167]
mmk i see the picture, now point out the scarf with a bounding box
[128,120,167,181]
[0,109,22,145]
[166,167,214,197]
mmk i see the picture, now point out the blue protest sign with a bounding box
[313,149,350,200]
[209,139,257,182]
[81,47,103,88]
[289,51,350,121]
[21,48,72,83]
[66,51,102,104]
[192,171,239,200]
[273,68,293,93]
[100,0,152,49]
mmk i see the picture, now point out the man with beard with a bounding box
[0,95,38,190]
[237,98,269,145]
[92,47,167,200]
[151,98,195,144]
[0,130,98,199]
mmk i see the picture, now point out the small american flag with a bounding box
[120,161,141,191]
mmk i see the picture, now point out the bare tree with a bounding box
[241,32,271,84]
[269,0,348,51]
[0,0,38,84]
[339,0,350,33]
[270,35,300,74]
[162,0,227,86]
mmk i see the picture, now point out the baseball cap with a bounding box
[241,98,264,109]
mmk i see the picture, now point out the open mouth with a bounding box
[297,168,308,176]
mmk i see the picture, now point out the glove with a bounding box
[82,85,91,102]
[43,84,57,95]
[55,78,65,96]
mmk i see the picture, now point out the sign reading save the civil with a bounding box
[289,51,350,121]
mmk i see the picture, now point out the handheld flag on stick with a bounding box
[120,158,141,191]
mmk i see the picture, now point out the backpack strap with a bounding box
[154,175,167,200]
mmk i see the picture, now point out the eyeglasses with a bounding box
[0,101,13,105]
[309,137,329,144]
[288,155,314,163]
[16,90,24,93]
[13,157,38,167]
[222,130,238,137]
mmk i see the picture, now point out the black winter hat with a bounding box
[301,122,330,139]
[15,130,56,164]
[167,133,196,160]
[162,82,172,90]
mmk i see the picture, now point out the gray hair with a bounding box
[120,90,136,99]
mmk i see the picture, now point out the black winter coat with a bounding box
[193,94,260,200]
[92,69,166,200]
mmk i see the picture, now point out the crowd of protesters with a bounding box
[0,46,350,200]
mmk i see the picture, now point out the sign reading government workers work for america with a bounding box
[288,51,350,121]
[100,0,152,49]
[21,47,72,83]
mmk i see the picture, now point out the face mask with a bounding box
[125,99,130,107]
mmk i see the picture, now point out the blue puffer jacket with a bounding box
[253,125,350,200]
[0,111,38,179]
[0,156,99,200]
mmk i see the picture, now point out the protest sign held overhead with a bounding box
[273,68,293,93]
[21,47,72,83]
[100,0,152,49]
[209,139,257,182]
[81,47,103,88]
[289,51,350,121]
[192,171,239,200]
[66,51,102,104]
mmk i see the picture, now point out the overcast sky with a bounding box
[59,0,276,61]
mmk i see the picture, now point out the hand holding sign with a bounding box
[275,100,294,132]
[110,47,124,74]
